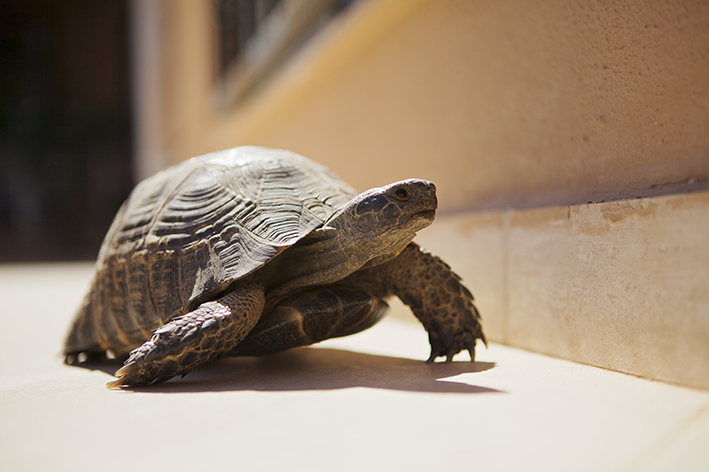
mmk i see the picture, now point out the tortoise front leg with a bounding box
[228,287,389,357]
[107,284,265,388]
[386,243,486,362]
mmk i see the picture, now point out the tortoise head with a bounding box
[332,179,437,235]
[264,179,437,296]
[321,179,437,268]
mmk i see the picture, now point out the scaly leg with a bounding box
[313,242,486,363]
[386,243,486,362]
[107,284,265,388]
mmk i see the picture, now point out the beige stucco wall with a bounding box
[148,0,709,212]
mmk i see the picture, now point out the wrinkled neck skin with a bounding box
[262,179,436,303]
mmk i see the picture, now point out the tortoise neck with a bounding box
[261,228,364,295]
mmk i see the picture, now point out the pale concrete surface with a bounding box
[1,263,708,471]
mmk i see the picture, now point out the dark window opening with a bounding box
[214,0,357,102]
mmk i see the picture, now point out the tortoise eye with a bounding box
[393,187,410,201]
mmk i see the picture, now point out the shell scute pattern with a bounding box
[66,147,357,355]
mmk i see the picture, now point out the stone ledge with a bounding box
[411,190,709,390]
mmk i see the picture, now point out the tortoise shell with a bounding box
[67,146,357,354]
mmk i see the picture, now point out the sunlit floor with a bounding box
[1,263,707,472]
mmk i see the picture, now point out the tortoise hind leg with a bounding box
[107,284,265,388]
[228,287,389,357]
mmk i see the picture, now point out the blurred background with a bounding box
[0,1,133,261]
[0,0,355,261]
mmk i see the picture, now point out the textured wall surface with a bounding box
[194,0,709,212]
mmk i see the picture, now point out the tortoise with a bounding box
[64,146,486,388]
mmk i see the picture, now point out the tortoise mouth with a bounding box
[415,209,436,220]
[408,209,436,228]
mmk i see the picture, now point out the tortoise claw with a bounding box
[465,337,477,362]
[105,332,192,389]
[107,362,134,389]
[445,345,457,363]
[106,354,154,389]
[106,339,199,389]
[106,376,127,390]
[425,328,483,364]
[107,355,187,389]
